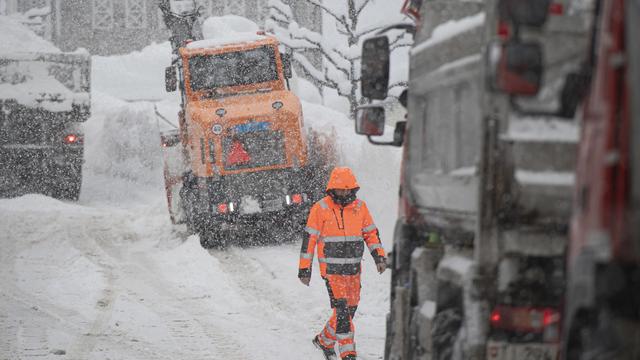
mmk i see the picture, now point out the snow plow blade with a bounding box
[160,129,188,225]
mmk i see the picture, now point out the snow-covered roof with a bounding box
[0,15,89,111]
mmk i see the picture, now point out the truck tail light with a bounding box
[497,20,511,39]
[217,203,228,214]
[64,134,82,144]
[549,3,564,15]
[490,306,561,340]
[292,193,303,204]
[217,202,235,214]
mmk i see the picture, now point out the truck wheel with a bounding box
[432,308,462,360]
[180,172,199,235]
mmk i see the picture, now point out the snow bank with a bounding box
[92,42,177,102]
[187,15,265,49]
[0,15,60,54]
[81,92,165,204]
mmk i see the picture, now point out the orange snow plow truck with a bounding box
[160,9,334,248]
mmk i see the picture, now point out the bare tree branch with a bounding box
[353,25,382,41]
[289,32,351,78]
[355,0,373,18]
[303,0,350,31]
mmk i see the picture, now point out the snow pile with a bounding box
[81,92,165,204]
[187,15,266,49]
[0,15,59,54]
[92,42,177,101]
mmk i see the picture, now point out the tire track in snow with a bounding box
[132,252,251,360]
[71,212,250,360]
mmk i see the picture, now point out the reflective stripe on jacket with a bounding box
[299,196,385,277]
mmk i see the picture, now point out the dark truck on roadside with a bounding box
[0,51,90,200]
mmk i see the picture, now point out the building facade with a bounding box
[2,0,321,56]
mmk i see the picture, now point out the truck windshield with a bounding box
[188,46,279,91]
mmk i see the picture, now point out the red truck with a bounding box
[563,0,640,358]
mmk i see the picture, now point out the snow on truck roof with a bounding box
[186,15,270,50]
[186,33,270,50]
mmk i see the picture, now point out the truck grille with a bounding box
[222,130,285,171]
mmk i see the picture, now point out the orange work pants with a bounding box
[316,274,360,358]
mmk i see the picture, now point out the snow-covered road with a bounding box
[0,190,389,360]
[0,92,397,360]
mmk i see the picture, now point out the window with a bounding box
[125,0,147,29]
[92,0,114,30]
[187,46,279,91]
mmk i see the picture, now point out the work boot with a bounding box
[312,336,337,360]
[342,355,356,360]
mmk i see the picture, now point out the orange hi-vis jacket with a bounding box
[298,195,386,278]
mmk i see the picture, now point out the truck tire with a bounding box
[180,172,199,235]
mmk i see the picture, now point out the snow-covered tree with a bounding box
[266,0,411,120]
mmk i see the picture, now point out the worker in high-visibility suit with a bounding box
[299,167,387,360]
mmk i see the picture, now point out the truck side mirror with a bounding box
[361,36,390,100]
[356,105,386,136]
[281,53,293,79]
[165,66,177,92]
[498,0,551,27]
[488,41,543,96]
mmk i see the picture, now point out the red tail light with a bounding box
[549,3,564,15]
[64,134,81,144]
[226,139,251,166]
[497,20,511,39]
[490,310,502,324]
[217,203,228,214]
[292,194,303,204]
[489,306,560,333]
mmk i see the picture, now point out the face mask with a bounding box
[329,189,358,206]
